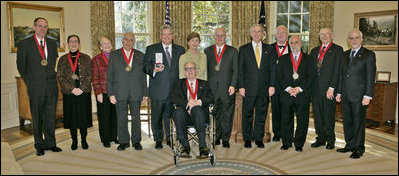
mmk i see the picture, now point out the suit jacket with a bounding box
[310,43,343,96]
[17,36,59,96]
[57,52,92,94]
[92,52,110,95]
[277,52,315,103]
[143,42,186,100]
[107,48,147,101]
[170,78,214,109]
[338,46,376,102]
[271,41,291,94]
[238,42,276,97]
[204,44,238,100]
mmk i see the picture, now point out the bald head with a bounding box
[214,28,227,47]
[122,32,135,51]
[319,28,333,45]
[289,36,302,54]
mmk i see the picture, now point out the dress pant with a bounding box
[242,96,269,141]
[214,95,235,142]
[116,99,141,144]
[341,98,367,154]
[97,94,117,143]
[280,94,310,148]
[28,92,57,150]
[312,90,336,144]
[173,106,207,148]
[271,92,281,137]
[150,99,171,143]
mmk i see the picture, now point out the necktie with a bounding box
[295,56,298,62]
[165,46,171,66]
[350,50,356,62]
[279,45,284,49]
[217,48,221,57]
[40,40,45,52]
[321,46,326,54]
[255,43,261,68]
[189,82,195,100]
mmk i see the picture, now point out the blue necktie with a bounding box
[350,50,356,62]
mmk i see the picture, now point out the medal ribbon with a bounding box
[101,52,109,66]
[68,51,80,73]
[318,42,332,63]
[214,44,226,64]
[122,48,134,67]
[276,41,288,57]
[186,79,198,100]
[33,34,46,60]
[290,52,303,73]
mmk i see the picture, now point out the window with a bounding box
[114,1,152,53]
[275,1,309,52]
[192,1,231,51]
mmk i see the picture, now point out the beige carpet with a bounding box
[7,120,399,175]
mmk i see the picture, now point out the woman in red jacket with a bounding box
[91,36,118,147]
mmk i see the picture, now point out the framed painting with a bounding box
[376,71,391,83]
[7,2,65,53]
[354,10,398,51]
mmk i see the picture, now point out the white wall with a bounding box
[1,1,92,129]
[334,1,398,124]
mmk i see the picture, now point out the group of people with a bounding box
[17,17,375,160]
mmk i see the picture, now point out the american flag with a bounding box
[165,1,171,26]
[258,1,267,42]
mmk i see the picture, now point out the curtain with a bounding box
[90,1,115,56]
[309,1,334,52]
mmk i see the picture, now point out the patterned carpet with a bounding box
[6,120,399,175]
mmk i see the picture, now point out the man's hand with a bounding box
[288,87,296,97]
[335,94,341,102]
[239,88,245,97]
[97,94,103,103]
[110,95,117,104]
[228,86,235,96]
[154,64,165,73]
[141,96,147,105]
[362,97,371,106]
[72,88,83,96]
[326,89,334,100]
[269,87,275,97]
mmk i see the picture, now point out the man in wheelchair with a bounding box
[171,61,214,158]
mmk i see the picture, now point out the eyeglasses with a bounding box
[184,67,196,71]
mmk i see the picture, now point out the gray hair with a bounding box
[160,25,173,35]
[250,24,264,33]
[184,61,197,69]
[347,29,363,39]
[276,25,288,34]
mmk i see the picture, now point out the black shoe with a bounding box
[36,149,45,156]
[244,140,252,148]
[350,151,363,159]
[222,141,230,148]
[215,139,221,145]
[114,139,119,144]
[133,143,142,150]
[117,143,130,151]
[281,145,291,150]
[103,142,111,148]
[44,146,62,152]
[295,146,303,152]
[199,147,209,157]
[82,140,89,150]
[311,141,326,148]
[155,142,163,149]
[181,147,190,157]
[326,143,335,150]
[272,135,280,142]
[255,140,265,148]
[337,147,352,153]
[71,140,78,150]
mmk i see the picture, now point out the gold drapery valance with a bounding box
[90,1,115,56]
[309,1,334,52]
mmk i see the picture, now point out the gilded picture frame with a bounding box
[376,71,391,83]
[7,2,65,53]
[354,10,398,51]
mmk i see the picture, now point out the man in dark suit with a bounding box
[310,28,343,150]
[238,24,276,148]
[204,28,238,148]
[278,36,315,152]
[17,17,62,156]
[270,25,291,142]
[336,29,376,159]
[143,25,186,149]
[170,61,214,157]
[107,32,147,151]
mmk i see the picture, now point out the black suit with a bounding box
[16,36,59,151]
[238,42,276,142]
[270,42,291,138]
[204,44,238,142]
[337,46,376,154]
[310,43,343,145]
[170,79,214,148]
[143,42,185,143]
[278,52,315,148]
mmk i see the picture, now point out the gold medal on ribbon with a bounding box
[41,60,48,66]
[125,66,132,72]
[72,74,79,80]
[215,64,220,71]
[293,72,299,80]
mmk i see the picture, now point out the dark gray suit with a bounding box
[204,44,238,142]
[337,46,376,154]
[143,42,185,143]
[310,43,343,145]
[107,48,147,145]
[17,36,59,151]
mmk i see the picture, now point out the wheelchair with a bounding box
[170,104,216,166]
